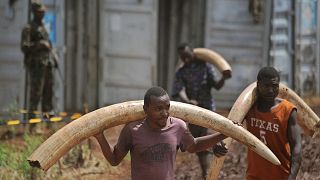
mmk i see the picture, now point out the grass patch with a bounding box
[0,144,10,167]
[0,134,44,179]
[0,132,132,179]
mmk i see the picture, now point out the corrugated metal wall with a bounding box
[98,0,158,106]
[205,0,268,108]
[157,0,206,95]
[294,0,320,97]
[270,0,294,87]
[0,0,28,113]
[64,0,98,112]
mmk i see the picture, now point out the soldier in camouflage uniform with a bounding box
[21,2,56,131]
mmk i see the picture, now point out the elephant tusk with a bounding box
[207,82,320,180]
[193,48,232,79]
[207,82,257,180]
[278,83,320,136]
[28,101,279,171]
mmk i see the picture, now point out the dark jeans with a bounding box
[188,124,212,179]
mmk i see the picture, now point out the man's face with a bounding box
[257,77,279,102]
[144,94,170,129]
[178,46,193,64]
[34,11,45,20]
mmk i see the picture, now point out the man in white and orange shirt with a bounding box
[244,67,302,180]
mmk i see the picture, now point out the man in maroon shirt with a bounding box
[94,86,227,180]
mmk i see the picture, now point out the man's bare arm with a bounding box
[94,132,128,166]
[187,133,227,153]
[287,110,302,180]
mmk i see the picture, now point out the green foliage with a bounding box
[19,134,44,177]
[0,135,132,179]
[0,134,44,179]
[0,144,10,167]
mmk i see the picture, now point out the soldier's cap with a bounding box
[31,2,46,12]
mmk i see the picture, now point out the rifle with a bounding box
[50,49,65,86]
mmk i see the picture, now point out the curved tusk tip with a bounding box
[274,159,281,166]
[269,154,281,165]
[222,70,232,79]
[268,154,281,165]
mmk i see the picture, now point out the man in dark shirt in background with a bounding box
[172,43,228,179]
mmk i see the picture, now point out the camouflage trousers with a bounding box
[28,64,54,119]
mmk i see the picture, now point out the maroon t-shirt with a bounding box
[115,117,195,180]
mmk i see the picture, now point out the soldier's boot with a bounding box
[28,121,37,134]
[43,110,56,130]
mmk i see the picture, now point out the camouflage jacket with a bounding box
[21,20,51,67]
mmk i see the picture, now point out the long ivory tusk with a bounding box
[28,101,280,171]
[207,82,257,180]
[207,82,320,180]
[193,48,232,79]
[278,84,320,136]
